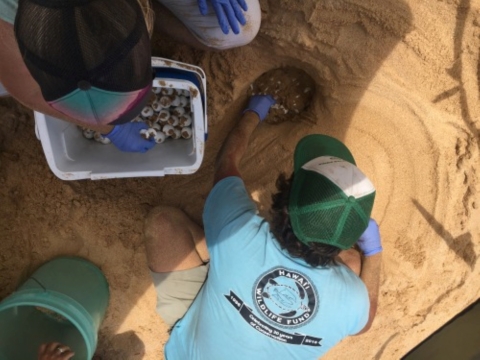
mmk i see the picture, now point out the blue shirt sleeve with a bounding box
[203,177,258,247]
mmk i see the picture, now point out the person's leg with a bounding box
[144,206,209,326]
[144,205,209,272]
[151,264,209,326]
[153,0,261,50]
[337,248,362,276]
[151,1,214,51]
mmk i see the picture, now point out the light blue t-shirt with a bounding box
[0,0,17,24]
[165,177,369,360]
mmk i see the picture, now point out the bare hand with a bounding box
[38,342,75,360]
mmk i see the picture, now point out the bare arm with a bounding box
[0,20,112,133]
[214,111,260,184]
[355,252,382,334]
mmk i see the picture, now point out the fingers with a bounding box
[265,95,276,105]
[200,0,247,34]
[61,349,75,359]
[197,0,208,15]
[221,3,241,34]
[212,2,230,34]
[46,342,63,353]
[38,343,49,355]
[236,0,248,12]
[38,342,75,360]
[230,0,246,26]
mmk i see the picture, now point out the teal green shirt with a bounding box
[0,0,17,24]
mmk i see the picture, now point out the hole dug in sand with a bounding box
[247,67,316,124]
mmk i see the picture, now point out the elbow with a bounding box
[359,319,374,334]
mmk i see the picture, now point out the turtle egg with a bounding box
[154,132,166,144]
[158,109,170,123]
[139,129,149,139]
[181,127,192,139]
[171,128,181,140]
[82,128,95,139]
[179,96,189,107]
[147,128,157,138]
[172,106,185,117]
[161,88,174,96]
[152,101,162,112]
[162,124,175,136]
[171,95,181,107]
[141,106,154,118]
[179,114,192,127]
[93,132,111,144]
[159,96,172,108]
[168,115,179,127]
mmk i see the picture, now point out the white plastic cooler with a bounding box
[34,57,207,180]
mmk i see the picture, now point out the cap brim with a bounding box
[109,83,152,125]
[293,134,356,172]
[49,83,152,126]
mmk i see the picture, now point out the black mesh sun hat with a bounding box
[14,0,152,125]
[288,135,376,250]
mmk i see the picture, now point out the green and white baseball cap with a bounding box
[289,135,376,249]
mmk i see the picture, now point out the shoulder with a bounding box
[204,177,259,243]
[332,264,368,295]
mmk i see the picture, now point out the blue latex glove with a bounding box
[104,122,155,153]
[198,0,248,35]
[244,95,276,121]
[357,219,382,256]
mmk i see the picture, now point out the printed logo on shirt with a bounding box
[253,268,318,329]
[224,291,322,347]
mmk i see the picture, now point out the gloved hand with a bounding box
[357,219,382,256]
[198,0,248,35]
[243,95,276,121]
[104,122,155,153]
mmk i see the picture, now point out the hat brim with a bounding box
[49,83,152,126]
[293,134,356,172]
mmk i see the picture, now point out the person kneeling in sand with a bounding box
[0,0,260,153]
[143,95,383,359]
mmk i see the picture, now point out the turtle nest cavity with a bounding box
[247,67,315,124]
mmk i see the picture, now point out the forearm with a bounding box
[214,110,260,183]
[12,87,113,134]
[357,253,382,334]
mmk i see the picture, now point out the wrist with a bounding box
[103,125,119,137]
[363,246,383,257]
[99,124,115,136]
[242,109,261,123]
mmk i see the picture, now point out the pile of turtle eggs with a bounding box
[80,87,194,145]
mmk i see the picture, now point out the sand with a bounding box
[1,0,480,359]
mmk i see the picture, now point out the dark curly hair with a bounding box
[270,173,341,267]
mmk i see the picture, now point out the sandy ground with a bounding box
[1,0,480,359]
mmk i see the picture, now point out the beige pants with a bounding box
[156,0,261,50]
[151,263,209,327]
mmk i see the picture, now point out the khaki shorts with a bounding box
[156,0,261,50]
[151,263,209,327]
